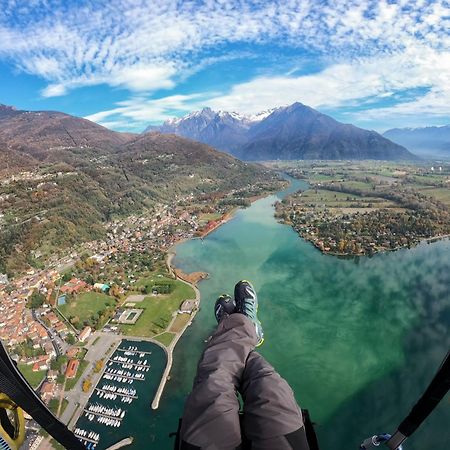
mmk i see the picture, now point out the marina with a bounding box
[74,339,166,449]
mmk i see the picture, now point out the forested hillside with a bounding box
[0,107,279,275]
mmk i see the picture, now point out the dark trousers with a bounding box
[180,314,310,450]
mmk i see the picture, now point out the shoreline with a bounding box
[151,248,202,409]
[151,266,201,410]
[152,187,283,409]
[152,197,269,408]
[298,230,450,258]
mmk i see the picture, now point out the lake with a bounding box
[124,177,450,449]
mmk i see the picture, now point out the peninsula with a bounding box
[271,161,450,256]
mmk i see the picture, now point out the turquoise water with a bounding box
[104,178,449,449]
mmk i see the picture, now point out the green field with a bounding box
[297,189,396,210]
[199,212,222,221]
[417,187,450,206]
[119,276,195,338]
[154,332,176,346]
[170,313,191,333]
[48,398,68,416]
[58,292,115,330]
[18,363,46,388]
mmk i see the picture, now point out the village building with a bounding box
[60,278,88,295]
[40,382,56,403]
[66,347,79,358]
[179,299,198,314]
[78,326,92,343]
[65,359,79,379]
[93,283,110,293]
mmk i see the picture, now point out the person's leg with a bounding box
[240,352,310,450]
[180,313,259,449]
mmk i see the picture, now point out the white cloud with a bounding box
[41,83,67,97]
[85,93,207,130]
[1,0,449,129]
[110,63,176,91]
[207,45,450,115]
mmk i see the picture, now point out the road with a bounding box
[59,331,122,428]
[32,309,66,356]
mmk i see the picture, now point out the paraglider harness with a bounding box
[172,351,450,449]
[0,341,84,450]
[0,338,448,449]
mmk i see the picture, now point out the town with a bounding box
[0,174,281,449]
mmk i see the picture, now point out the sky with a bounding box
[0,0,449,133]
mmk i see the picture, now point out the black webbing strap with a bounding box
[0,342,85,449]
[397,350,450,437]
[302,409,320,450]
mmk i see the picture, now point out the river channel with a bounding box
[119,177,449,449]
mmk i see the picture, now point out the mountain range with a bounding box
[384,125,450,157]
[0,104,275,275]
[145,102,415,161]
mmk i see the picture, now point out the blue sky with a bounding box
[0,0,449,133]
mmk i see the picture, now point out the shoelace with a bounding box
[242,299,257,320]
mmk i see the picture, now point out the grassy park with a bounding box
[119,274,196,339]
[153,332,176,346]
[58,291,116,330]
[18,363,46,388]
[169,313,191,333]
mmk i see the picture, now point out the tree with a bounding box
[66,334,76,345]
[27,290,45,309]
[50,355,68,372]
[93,359,104,373]
[82,379,92,393]
[62,272,72,283]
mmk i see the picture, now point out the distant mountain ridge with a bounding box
[145,107,279,154]
[384,125,450,157]
[146,102,415,161]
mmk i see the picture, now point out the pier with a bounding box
[95,388,138,399]
[104,371,146,381]
[74,339,166,448]
[116,348,153,355]
[83,409,124,421]
[106,437,134,450]
[74,434,98,445]
[110,360,151,369]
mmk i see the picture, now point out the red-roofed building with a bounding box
[65,359,79,379]
[60,278,88,295]
[66,347,79,358]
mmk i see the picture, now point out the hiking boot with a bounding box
[214,294,236,323]
[234,280,264,346]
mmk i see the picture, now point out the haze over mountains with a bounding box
[146,102,415,161]
[384,125,450,158]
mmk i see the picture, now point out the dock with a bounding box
[110,360,151,369]
[106,437,134,450]
[74,434,98,445]
[104,371,146,381]
[117,348,152,355]
[83,409,124,421]
[95,388,138,399]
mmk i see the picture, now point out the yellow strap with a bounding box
[0,394,25,450]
